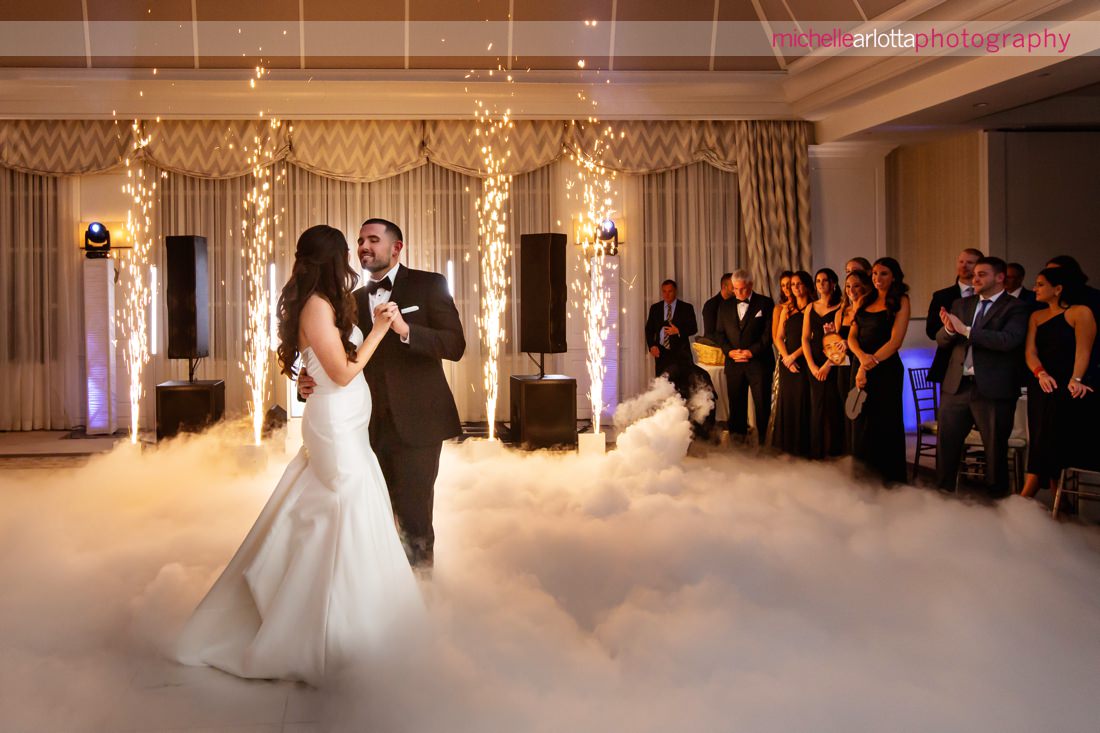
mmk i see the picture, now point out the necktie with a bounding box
[963,299,991,374]
[962,284,974,298]
[662,302,672,348]
[366,278,392,296]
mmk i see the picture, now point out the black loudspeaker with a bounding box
[509,375,577,450]
[165,235,210,359]
[519,233,567,354]
[155,380,225,440]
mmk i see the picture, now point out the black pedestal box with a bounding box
[509,375,577,450]
[156,380,225,440]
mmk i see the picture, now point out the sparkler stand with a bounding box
[578,431,607,455]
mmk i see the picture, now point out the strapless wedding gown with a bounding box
[177,326,424,685]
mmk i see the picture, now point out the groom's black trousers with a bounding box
[370,405,440,568]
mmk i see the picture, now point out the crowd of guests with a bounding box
[647,252,1100,501]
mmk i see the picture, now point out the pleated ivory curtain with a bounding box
[0,120,811,430]
[0,168,83,430]
[132,161,553,429]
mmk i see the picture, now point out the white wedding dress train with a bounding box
[177,327,424,685]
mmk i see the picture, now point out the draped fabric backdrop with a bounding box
[0,169,82,429]
[0,119,811,431]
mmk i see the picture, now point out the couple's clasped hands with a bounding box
[299,303,408,397]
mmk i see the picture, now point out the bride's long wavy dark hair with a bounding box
[276,225,359,378]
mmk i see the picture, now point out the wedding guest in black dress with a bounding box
[834,271,872,453]
[848,258,911,484]
[765,271,794,445]
[802,268,845,459]
[1045,255,1100,387]
[772,271,814,456]
[1021,267,1099,499]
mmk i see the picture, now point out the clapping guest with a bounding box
[772,271,814,456]
[848,258,911,484]
[927,248,984,383]
[1021,267,1099,499]
[802,268,845,459]
[933,257,1029,497]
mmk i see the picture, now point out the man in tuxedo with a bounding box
[301,218,464,568]
[934,256,1028,497]
[1004,262,1036,305]
[927,247,984,382]
[701,272,734,340]
[714,269,775,440]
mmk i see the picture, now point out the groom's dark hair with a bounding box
[362,218,404,245]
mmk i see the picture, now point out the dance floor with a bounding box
[1,383,1098,733]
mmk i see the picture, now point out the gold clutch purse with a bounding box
[692,341,726,366]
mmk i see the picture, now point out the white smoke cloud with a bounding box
[1,386,1099,732]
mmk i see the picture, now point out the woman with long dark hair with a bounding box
[802,268,845,458]
[772,270,814,456]
[178,225,422,685]
[1021,267,1098,499]
[835,270,872,453]
[765,271,795,446]
[847,257,910,484]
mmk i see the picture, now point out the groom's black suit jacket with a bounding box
[354,264,465,448]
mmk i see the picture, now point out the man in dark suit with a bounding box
[934,256,1028,497]
[301,218,465,568]
[927,248,984,383]
[714,269,775,440]
[701,272,734,340]
[645,279,698,379]
[1004,262,1037,305]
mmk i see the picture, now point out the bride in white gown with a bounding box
[177,225,425,685]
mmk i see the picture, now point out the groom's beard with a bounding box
[361,258,389,276]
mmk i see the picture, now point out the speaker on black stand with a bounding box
[509,233,577,450]
[156,235,225,440]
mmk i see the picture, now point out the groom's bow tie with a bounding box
[366,278,392,296]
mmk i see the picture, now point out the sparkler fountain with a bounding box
[119,120,156,445]
[475,103,513,441]
[567,122,619,452]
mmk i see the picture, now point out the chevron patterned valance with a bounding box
[0,119,810,180]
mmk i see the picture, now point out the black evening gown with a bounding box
[837,321,855,454]
[852,309,907,484]
[807,305,845,459]
[1027,312,1100,480]
[772,307,811,456]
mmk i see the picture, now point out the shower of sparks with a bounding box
[567,121,619,434]
[119,120,156,444]
[240,64,283,445]
[475,101,513,440]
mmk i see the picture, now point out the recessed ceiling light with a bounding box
[973,102,989,108]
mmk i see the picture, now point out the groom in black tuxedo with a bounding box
[302,218,465,568]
